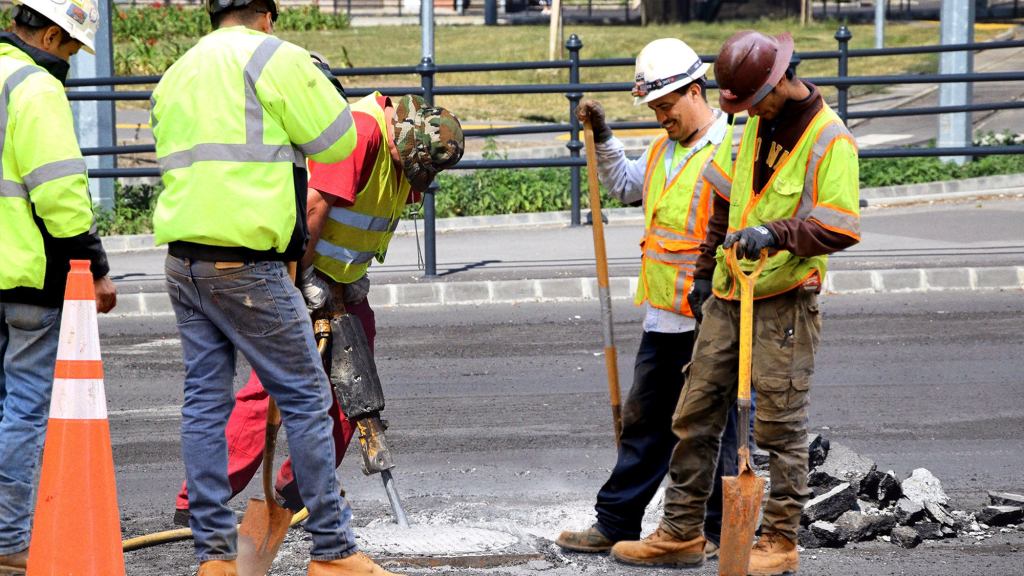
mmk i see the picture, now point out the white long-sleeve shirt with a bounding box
[593,112,728,334]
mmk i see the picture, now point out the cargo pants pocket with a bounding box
[753,375,811,423]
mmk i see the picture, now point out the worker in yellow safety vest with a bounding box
[150,0,398,573]
[555,37,740,559]
[0,0,117,571]
[611,30,861,575]
[171,86,464,529]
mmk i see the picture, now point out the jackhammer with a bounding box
[313,289,409,528]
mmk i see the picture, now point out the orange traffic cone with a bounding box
[27,260,126,575]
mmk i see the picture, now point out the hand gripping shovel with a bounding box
[718,246,768,576]
[237,398,292,576]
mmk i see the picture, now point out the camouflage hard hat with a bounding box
[392,95,464,192]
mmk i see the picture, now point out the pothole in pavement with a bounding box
[358,524,544,568]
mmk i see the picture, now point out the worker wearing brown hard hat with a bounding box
[610,30,862,576]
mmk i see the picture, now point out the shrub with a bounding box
[95,182,160,236]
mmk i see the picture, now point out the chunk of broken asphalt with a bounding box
[809,520,846,548]
[976,505,1024,527]
[988,491,1024,508]
[835,510,897,542]
[891,525,922,549]
[895,498,927,525]
[901,468,949,506]
[808,433,830,469]
[803,482,857,525]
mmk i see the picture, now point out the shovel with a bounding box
[237,397,291,576]
[582,117,623,445]
[718,246,768,576]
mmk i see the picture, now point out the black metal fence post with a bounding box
[565,34,583,227]
[835,24,852,124]
[418,56,438,276]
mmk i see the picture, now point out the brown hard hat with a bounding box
[714,30,794,114]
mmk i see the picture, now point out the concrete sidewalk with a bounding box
[102,190,1024,316]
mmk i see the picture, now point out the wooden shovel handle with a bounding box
[725,246,768,403]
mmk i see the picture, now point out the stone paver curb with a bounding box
[109,265,1024,317]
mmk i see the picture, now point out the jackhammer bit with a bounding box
[314,313,410,529]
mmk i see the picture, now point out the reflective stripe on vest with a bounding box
[713,105,860,300]
[633,115,732,316]
[313,92,411,284]
[155,37,354,174]
[703,159,732,201]
[0,65,43,199]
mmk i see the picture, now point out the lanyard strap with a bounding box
[662,110,727,185]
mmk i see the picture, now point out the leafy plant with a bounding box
[94,182,161,236]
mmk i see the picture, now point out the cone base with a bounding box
[27,419,126,576]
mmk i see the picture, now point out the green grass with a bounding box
[279,20,1010,123]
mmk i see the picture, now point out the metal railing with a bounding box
[71,27,1024,275]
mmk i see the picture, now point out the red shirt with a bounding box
[307,95,421,206]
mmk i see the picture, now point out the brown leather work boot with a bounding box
[609,527,706,568]
[0,549,27,576]
[747,531,799,575]
[555,525,616,552]
[197,559,237,576]
[308,552,402,576]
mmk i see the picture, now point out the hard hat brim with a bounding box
[633,62,710,106]
[718,33,794,114]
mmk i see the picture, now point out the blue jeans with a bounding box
[0,302,62,555]
[165,256,357,563]
[595,330,738,545]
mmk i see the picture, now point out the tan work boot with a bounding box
[308,552,402,576]
[704,539,719,560]
[609,527,706,568]
[0,549,27,576]
[555,525,616,553]
[747,531,799,575]
[197,559,237,576]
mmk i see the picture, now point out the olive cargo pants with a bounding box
[661,288,821,543]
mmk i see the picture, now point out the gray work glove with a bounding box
[687,278,713,324]
[575,99,613,143]
[341,275,371,305]
[299,265,330,312]
[723,225,776,260]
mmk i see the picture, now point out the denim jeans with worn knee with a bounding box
[165,256,357,563]
[0,302,62,555]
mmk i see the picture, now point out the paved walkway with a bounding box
[103,189,1024,316]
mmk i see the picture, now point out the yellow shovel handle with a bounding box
[725,246,768,403]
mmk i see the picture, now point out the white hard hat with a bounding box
[632,38,709,106]
[12,0,100,54]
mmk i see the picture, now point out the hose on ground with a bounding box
[122,507,310,552]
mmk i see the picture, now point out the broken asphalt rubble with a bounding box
[750,434,1024,550]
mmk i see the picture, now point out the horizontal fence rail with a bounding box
[69,29,1024,275]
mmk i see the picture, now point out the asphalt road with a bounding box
[101,291,1024,574]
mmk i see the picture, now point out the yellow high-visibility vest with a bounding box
[313,93,411,284]
[151,26,357,253]
[0,43,92,290]
[634,118,734,316]
[713,104,860,300]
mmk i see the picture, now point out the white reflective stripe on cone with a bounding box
[57,300,101,361]
[49,378,109,420]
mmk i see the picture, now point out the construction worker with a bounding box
[555,38,738,559]
[0,0,117,571]
[610,30,860,574]
[171,88,464,520]
[151,1,398,574]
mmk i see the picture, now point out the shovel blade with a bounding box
[718,468,766,576]
[237,497,292,576]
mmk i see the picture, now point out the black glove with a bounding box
[687,278,712,324]
[575,99,612,143]
[723,225,776,260]
[311,54,347,100]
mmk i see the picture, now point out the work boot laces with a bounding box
[754,531,783,551]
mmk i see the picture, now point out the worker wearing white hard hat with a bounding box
[555,37,741,568]
[0,0,115,571]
